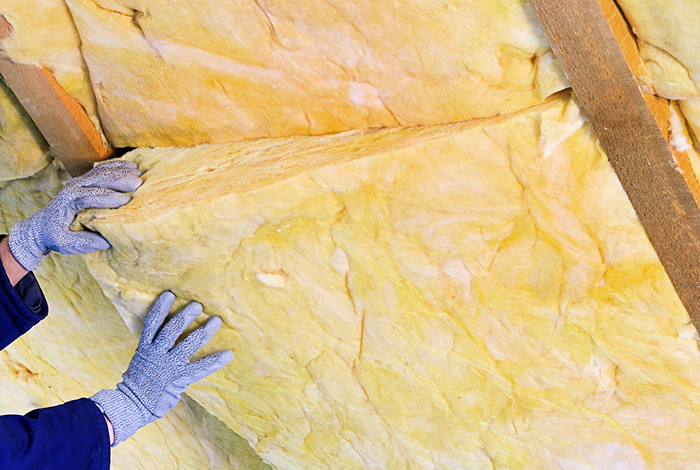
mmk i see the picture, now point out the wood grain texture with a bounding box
[530,0,700,330]
[0,14,114,176]
[0,14,11,39]
[596,0,700,207]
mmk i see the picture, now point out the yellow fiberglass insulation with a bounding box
[2,0,700,468]
[616,0,700,100]
[59,0,568,147]
[614,0,700,155]
[79,92,700,469]
[0,0,571,148]
[0,162,271,470]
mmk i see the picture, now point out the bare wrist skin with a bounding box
[104,414,115,445]
[0,237,29,286]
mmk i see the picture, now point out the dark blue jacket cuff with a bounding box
[0,235,49,350]
[0,398,111,470]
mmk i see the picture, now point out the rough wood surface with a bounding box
[0,14,10,39]
[596,0,700,207]
[530,0,700,330]
[0,14,114,176]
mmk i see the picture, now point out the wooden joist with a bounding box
[530,0,700,331]
[595,0,700,206]
[0,14,114,177]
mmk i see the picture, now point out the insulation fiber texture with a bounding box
[60,0,568,147]
[79,94,700,469]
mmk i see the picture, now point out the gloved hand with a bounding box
[8,160,143,271]
[91,291,233,446]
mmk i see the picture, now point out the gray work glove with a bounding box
[8,160,143,271]
[91,291,233,446]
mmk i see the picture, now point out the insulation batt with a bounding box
[615,0,700,100]
[79,93,700,469]
[614,0,700,156]
[6,0,700,153]
[0,0,571,148]
[59,0,569,147]
[0,162,272,470]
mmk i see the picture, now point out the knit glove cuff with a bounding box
[8,219,48,272]
[91,387,154,447]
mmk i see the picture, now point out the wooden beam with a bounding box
[530,0,700,331]
[0,14,115,176]
[596,0,700,207]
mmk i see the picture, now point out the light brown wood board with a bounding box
[530,0,700,331]
[595,0,700,205]
[0,14,115,177]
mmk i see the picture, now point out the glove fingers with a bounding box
[93,160,139,171]
[155,301,203,350]
[78,167,143,193]
[71,187,132,212]
[56,230,111,254]
[187,350,234,383]
[141,291,176,346]
[171,316,223,359]
[97,172,143,193]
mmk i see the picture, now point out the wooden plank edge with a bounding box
[0,14,116,176]
[530,0,700,331]
[597,0,700,209]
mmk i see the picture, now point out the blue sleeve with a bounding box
[0,398,110,470]
[0,235,49,351]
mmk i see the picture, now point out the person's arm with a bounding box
[0,236,48,351]
[0,237,27,287]
[0,161,141,350]
[0,398,111,470]
[92,402,115,445]
[105,415,115,445]
[0,160,139,464]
